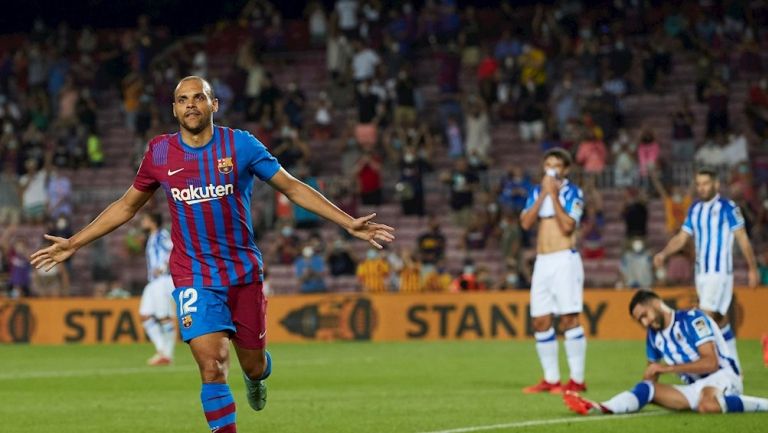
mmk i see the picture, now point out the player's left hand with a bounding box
[747,268,759,289]
[643,363,669,381]
[347,213,396,249]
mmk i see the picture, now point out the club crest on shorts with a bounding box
[182,315,193,329]
[217,157,233,174]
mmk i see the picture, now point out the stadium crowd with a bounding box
[1,0,768,297]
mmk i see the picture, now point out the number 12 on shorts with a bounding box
[179,288,199,315]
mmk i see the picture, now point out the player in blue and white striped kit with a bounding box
[139,212,176,365]
[564,290,768,415]
[654,167,759,372]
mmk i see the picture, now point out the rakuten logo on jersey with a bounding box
[171,184,234,204]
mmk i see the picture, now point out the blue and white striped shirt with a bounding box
[522,179,584,224]
[146,228,172,282]
[681,195,744,275]
[646,309,739,384]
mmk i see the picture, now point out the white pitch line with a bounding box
[417,411,665,433]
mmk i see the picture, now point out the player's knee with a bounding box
[558,314,580,331]
[531,316,552,332]
[198,357,229,382]
[697,397,722,414]
[242,356,267,380]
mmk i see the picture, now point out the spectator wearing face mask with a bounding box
[450,259,486,292]
[357,248,390,292]
[274,225,300,265]
[295,244,327,293]
[619,237,653,290]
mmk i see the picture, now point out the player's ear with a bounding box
[211,98,219,113]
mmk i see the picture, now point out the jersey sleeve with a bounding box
[681,203,695,235]
[563,187,584,223]
[133,146,160,192]
[683,310,716,347]
[724,201,745,232]
[521,186,539,215]
[646,332,662,362]
[242,131,282,181]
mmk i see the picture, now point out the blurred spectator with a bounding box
[622,187,647,238]
[306,1,328,46]
[385,247,404,291]
[327,239,356,276]
[312,92,334,140]
[476,47,498,106]
[463,214,488,251]
[352,40,380,83]
[357,248,390,292]
[326,29,353,78]
[272,127,310,171]
[445,115,464,158]
[252,73,282,124]
[434,40,461,94]
[295,244,327,293]
[422,263,452,292]
[650,170,692,235]
[335,0,360,39]
[212,77,234,119]
[551,73,580,132]
[517,78,546,143]
[354,151,382,206]
[274,224,300,265]
[18,159,48,224]
[7,237,32,298]
[417,215,445,267]
[90,236,113,297]
[398,248,422,292]
[705,78,729,137]
[745,78,768,138]
[87,127,104,167]
[576,130,608,180]
[238,44,266,117]
[695,136,727,167]
[46,168,72,220]
[450,259,485,291]
[494,29,521,61]
[497,164,531,214]
[671,94,696,160]
[619,237,653,290]
[283,82,306,130]
[612,129,637,187]
[0,166,21,226]
[581,180,605,260]
[121,71,143,131]
[636,129,660,182]
[459,6,481,68]
[393,67,417,127]
[443,157,479,227]
[292,165,321,229]
[397,144,431,216]
[758,251,768,286]
[355,81,382,150]
[464,97,491,161]
[498,257,522,290]
[723,128,748,168]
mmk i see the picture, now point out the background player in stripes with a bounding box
[138,211,176,366]
[30,76,396,433]
[520,148,587,394]
[564,290,768,416]
[653,167,759,372]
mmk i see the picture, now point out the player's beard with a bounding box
[180,113,210,135]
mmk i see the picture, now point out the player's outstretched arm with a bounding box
[30,186,153,271]
[653,230,691,268]
[268,168,395,249]
[733,228,759,288]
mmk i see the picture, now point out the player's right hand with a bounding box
[29,234,75,272]
[652,252,665,269]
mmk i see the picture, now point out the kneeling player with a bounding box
[564,290,768,415]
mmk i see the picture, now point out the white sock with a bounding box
[602,381,655,414]
[535,328,560,383]
[564,326,587,383]
[720,324,742,373]
[143,318,164,354]
[160,321,176,359]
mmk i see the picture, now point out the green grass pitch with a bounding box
[1,340,766,432]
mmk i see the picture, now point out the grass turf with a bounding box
[0,340,766,432]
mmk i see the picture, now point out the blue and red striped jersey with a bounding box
[133,126,281,288]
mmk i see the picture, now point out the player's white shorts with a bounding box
[530,249,584,317]
[139,275,176,318]
[673,368,743,410]
[695,273,733,315]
